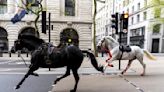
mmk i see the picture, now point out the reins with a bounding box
[20,54,28,67]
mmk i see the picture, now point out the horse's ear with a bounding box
[103,36,106,40]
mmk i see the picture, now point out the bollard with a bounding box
[0,50,2,57]
[9,52,11,57]
[26,52,28,57]
[18,51,21,57]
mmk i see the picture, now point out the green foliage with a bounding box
[152,0,160,5]
[154,7,161,18]
[153,24,161,33]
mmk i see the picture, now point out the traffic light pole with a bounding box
[48,13,51,43]
[118,16,123,70]
[48,13,51,71]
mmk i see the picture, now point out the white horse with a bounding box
[97,36,156,76]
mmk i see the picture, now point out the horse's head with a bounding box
[97,36,107,51]
[11,39,24,53]
[97,36,119,51]
[11,35,45,53]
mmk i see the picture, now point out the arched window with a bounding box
[0,0,7,14]
[65,0,75,16]
[19,27,39,37]
[0,27,8,52]
[60,28,79,46]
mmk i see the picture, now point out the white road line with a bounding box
[0,61,13,64]
[119,75,145,92]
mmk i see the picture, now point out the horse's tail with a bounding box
[143,50,157,60]
[82,50,103,73]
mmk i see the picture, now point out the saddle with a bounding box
[41,43,55,65]
[119,45,131,52]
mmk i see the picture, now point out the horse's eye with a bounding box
[17,41,20,44]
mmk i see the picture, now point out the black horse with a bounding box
[11,35,103,92]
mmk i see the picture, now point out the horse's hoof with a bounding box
[121,71,124,75]
[15,85,20,89]
[31,73,39,77]
[52,84,56,87]
[140,73,145,76]
[108,64,114,67]
[70,89,76,92]
[99,66,104,73]
[54,81,57,85]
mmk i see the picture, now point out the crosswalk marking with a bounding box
[0,61,14,64]
[0,60,30,65]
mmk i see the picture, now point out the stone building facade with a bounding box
[0,0,93,52]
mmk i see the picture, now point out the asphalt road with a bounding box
[0,74,58,92]
[1,55,164,92]
[0,59,61,92]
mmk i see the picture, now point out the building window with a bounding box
[137,3,140,10]
[144,0,147,7]
[65,0,75,16]
[153,24,161,34]
[132,6,134,13]
[0,27,8,52]
[123,1,125,7]
[127,8,129,13]
[154,7,161,18]
[143,12,147,20]
[127,0,129,5]
[130,27,145,37]
[137,14,140,22]
[131,17,134,24]
[0,0,7,14]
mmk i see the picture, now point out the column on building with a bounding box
[42,0,47,11]
[7,0,15,14]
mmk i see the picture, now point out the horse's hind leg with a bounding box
[54,67,70,85]
[137,56,146,76]
[70,68,79,92]
[121,60,133,75]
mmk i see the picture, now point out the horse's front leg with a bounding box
[53,67,70,85]
[103,58,114,72]
[15,65,39,89]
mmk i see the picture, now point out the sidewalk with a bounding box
[51,75,138,92]
[50,55,164,92]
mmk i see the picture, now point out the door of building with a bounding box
[151,39,159,53]
[60,28,79,46]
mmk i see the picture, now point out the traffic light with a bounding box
[111,13,118,34]
[122,13,129,29]
[42,11,46,34]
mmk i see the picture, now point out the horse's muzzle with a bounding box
[97,46,101,51]
[10,46,16,53]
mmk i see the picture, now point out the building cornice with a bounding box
[129,4,164,17]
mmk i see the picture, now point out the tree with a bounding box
[93,0,97,56]
[19,0,43,32]
[147,0,164,30]
[93,0,105,56]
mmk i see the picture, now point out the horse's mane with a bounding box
[18,34,45,44]
[105,36,118,44]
